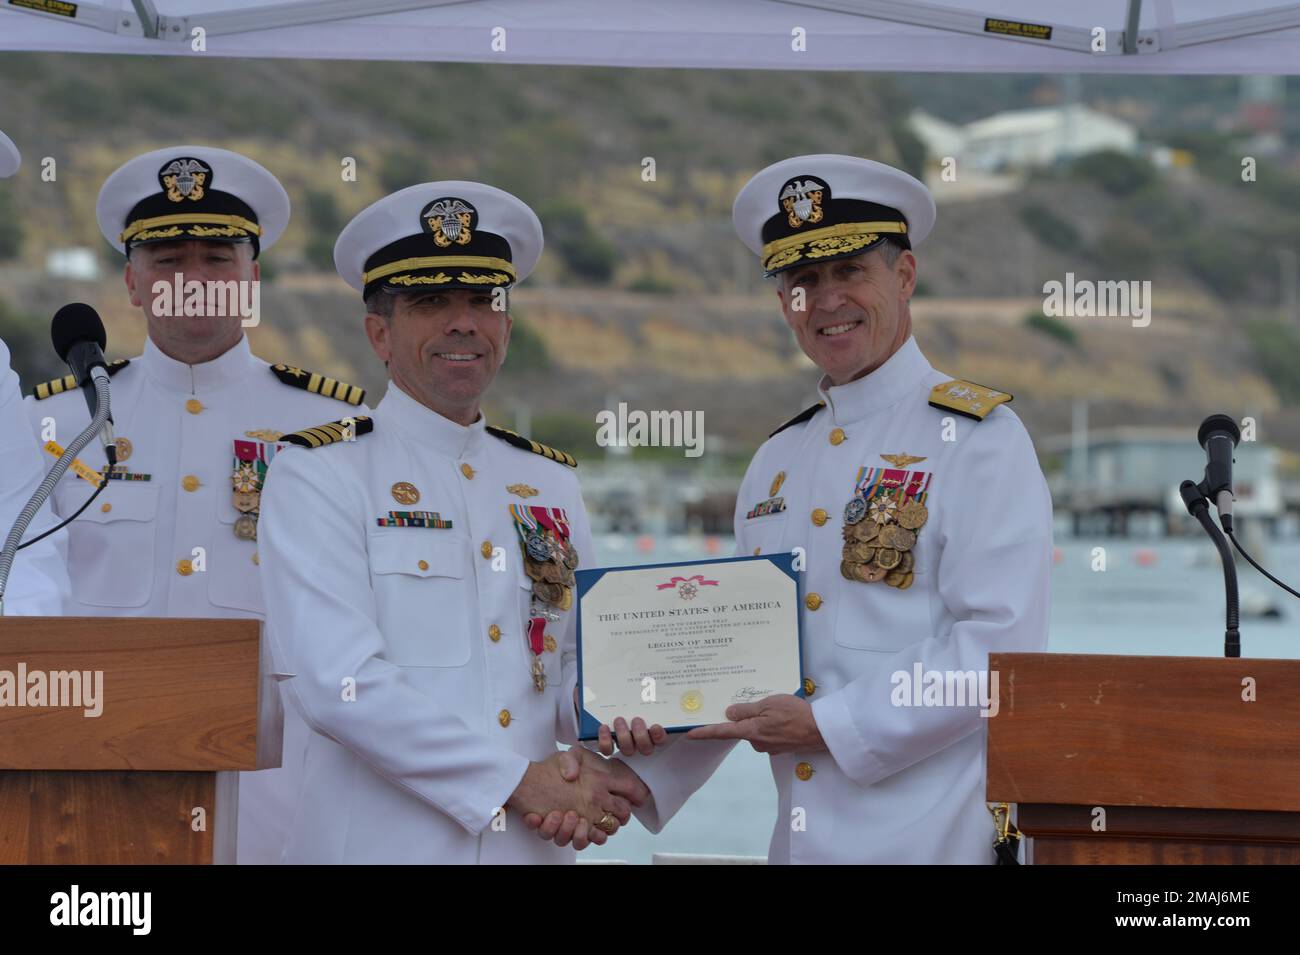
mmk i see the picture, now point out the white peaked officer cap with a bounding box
[97,144,290,256]
[733,154,936,277]
[334,181,543,299]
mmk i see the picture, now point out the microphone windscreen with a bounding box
[1197,413,1240,450]
[51,303,106,362]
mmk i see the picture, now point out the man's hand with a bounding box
[684,694,826,755]
[506,750,640,850]
[521,748,650,848]
[573,686,669,757]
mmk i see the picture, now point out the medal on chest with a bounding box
[509,504,579,692]
[841,457,931,589]
[231,436,286,541]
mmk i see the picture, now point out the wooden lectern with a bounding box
[0,616,280,864]
[986,652,1300,864]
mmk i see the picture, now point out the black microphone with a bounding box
[1197,413,1240,534]
[50,303,115,464]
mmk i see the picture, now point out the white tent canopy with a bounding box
[0,0,1298,73]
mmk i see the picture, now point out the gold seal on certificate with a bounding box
[576,555,804,737]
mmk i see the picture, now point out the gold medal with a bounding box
[531,657,547,692]
[114,437,133,462]
[890,526,916,551]
[232,462,259,494]
[869,496,898,525]
[852,520,880,543]
[897,500,928,530]
[534,581,562,606]
[875,547,901,570]
[234,514,258,541]
[558,586,573,611]
[840,560,858,581]
[885,567,908,587]
[900,551,915,573]
[844,541,876,563]
[233,491,259,513]
[561,543,579,571]
[897,572,914,591]
[858,562,888,583]
[391,481,420,505]
[544,634,558,653]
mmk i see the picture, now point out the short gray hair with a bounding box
[364,287,396,321]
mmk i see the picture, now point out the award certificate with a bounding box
[576,554,803,739]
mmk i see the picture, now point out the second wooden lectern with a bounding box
[0,615,279,864]
[987,652,1300,864]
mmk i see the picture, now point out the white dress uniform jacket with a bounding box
[1,336,69,615]
[630,336,1052,863]
[258,383,593,864]
[24,335,369,863]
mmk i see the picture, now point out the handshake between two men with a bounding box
[507,716,667,851]
[505,688,828,851]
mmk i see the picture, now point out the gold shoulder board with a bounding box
[486,425,577,468]
[282,416,374,449]
[928,379,1013,421]
[31,358,131,400]
[270,363,366,406]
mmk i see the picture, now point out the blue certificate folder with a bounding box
[575,552,805,741]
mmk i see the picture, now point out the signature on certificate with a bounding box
[731,686,772,703]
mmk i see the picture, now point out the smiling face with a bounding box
[364,288,512,426]
[125,239,256,364]
[775,244,917,386]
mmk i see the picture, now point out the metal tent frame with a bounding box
[3,0,1300,70]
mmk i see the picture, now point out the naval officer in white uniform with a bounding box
[597,155,1053,864]
[257,182,648,863]
[24,145,370,863]
[1,129,70,616]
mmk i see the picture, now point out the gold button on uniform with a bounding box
[753,547,761,556]
[252,552,259,566]
[182,475,200,492]
[488,625,502,642]
[803,677,817,696]
[176,559,193,576]
[185,398,203,415]
[829,428,845,446]
[497,709,512,728]
[417,559,429,571]
[805,593,822,611]
[795,762,814,781]
[480,540,493,559]
[811,508,828,526]
[461,463,475,480]
[100,502,112,513]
